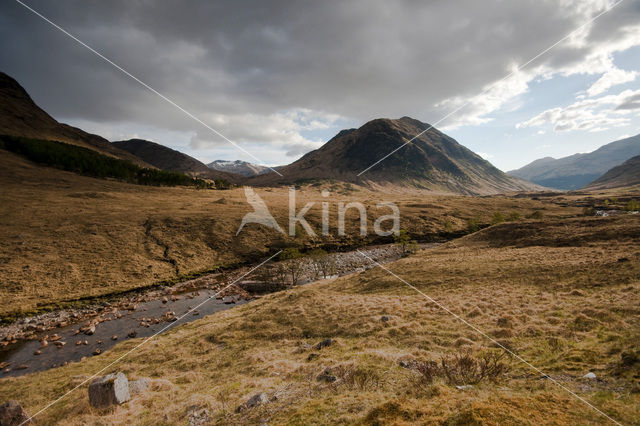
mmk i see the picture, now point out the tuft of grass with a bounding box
[414,351,510,386]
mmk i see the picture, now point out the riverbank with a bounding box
[1,243,420,377]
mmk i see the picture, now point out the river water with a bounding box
[0,243,427,378]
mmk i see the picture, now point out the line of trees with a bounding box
[0,135,217,188]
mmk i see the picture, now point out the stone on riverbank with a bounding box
[88,372,130,408]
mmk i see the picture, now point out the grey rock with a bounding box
[222,296,235,304]
[381,315,391,322]
[187,406,210,426]
[236,392,269,412]
[583,372,597,379]
[88,372,130,408]
[314,338,333,350]
[0,400,32,425]
[129,378,150,395]
[456,385,473,390]
[317,367,337,383]
[317,373,337,383]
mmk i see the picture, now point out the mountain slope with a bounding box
[508,134,640,190]
[251,117,539,195]
[584,155,640,190]
[113,139,243,182]
[0,72,151,167]
[208,159,271,177]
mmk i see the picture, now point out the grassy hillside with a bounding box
[1,215,638,424]
[0,135,216,188]
[585,155,640,190]
[0,72,153,167]
[0,151,581,320]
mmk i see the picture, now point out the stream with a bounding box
[1,243,429,378]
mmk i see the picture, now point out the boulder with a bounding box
[88,372,130,408]
[381,315,391,322]
[314,338,333,350]
[317,367,337,383]
[583,372,597,380]
[0,400,31,425]
[236,393,269,413]
[129,378,150,395]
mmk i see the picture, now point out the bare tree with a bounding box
[309,248,337,279]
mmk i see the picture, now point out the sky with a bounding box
[1,0,639,171]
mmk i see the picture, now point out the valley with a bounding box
[0,212,638,424]
[0,148,582,321]
[0,68,639,425]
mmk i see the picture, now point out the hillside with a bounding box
[208,159,271,177]
[0,146,577,319]
[585,155,640,190]
[508,134,640,190]
[250,117,540,195]
[0,72,151,167]
[113,139,242,182]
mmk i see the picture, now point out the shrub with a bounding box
[443,218,454,233]
[407,240,419,254]
[527,210,544,220]
[624,200,640,212]
[279,248,304,285]
[466,217,481,233]
[414,351,509,386]
[394,229,411,253]
[491,212,505,225]
[334,364,383,390]
[214,178,231,189]
[309,249,337,279]
[507,211,521,221]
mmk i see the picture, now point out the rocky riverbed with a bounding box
[0,243,432,377]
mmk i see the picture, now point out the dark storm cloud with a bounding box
[0,0,638,147]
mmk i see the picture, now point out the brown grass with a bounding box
[0,151,581,318]
[1,214,638,424]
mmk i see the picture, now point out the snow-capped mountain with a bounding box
[207,160,272,177]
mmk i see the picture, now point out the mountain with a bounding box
[112,139,242,182]
[584,155,640,190]
[508,134,640,190]
[0,71,151,167]
[207,159,271,177]
[250,117,540,195]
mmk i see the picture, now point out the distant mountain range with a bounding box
[207,159,271,177]
[5,70,638,194]
[584,155,640,190]
[508,134,640,190]
[113,139,240,182]
[250,117,540,195]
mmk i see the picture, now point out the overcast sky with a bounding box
[1,0,639,170]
